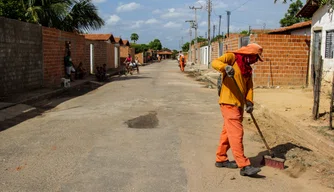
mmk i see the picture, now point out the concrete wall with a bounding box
[0,17,43,96]
[311,6,334,81]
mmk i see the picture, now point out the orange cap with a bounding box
[232,43,263,62]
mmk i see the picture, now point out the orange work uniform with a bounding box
[179,55,186,72]
[212,52,253,168]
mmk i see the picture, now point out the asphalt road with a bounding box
[0,60,331,192]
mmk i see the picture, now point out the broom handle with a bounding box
[230,76,273,155]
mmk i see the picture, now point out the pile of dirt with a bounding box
[244,107,334,189]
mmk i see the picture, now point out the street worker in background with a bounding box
[212,43,264,177]
[179,52,186,72]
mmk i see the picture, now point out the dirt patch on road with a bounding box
[185,70,334,189]
[244,107,334,189]
[126,111,159,129]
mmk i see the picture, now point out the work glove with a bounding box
[225,65,234,77]
[245,101,253,113]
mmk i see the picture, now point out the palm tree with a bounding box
[22,0,104,32]
[61,0,104,33]
[131,33,139,43]
[23,0,71,26]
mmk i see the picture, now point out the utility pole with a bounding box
[189,6,202,69]
[185,20,195,63]
[248,25,251,35]
[213,25,216,39]
[227,11,231,37]
[218,15,222,36]
[189,28,192,62]
[207,0,212,68]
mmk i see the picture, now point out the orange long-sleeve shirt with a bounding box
[212,52,253,108]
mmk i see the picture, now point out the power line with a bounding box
[230,0,252,12]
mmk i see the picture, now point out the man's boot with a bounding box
[240,166,261,176]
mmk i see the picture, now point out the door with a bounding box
[114,46,119,68]
[90,44,94,74]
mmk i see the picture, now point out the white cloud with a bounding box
[199,21,207,27]
[146,18,159,24]
[106,15,120,26]
[215,2,228,9]
[117,2,141,12]
[164,21,181,28]
[91,0,106,3]
[161,8,185,19]
[131,20,145,29]
[153,9,162,14]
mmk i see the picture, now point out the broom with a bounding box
[230,76,285,170]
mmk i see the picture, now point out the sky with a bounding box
[90,0,306,50]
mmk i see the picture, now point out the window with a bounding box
[325,30,334,59]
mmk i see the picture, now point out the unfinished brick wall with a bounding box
[223,34,242,54]
[211,41,220,60]
[250,34,310,86]
[219,34,310,86]
[0,17,43,96]
[84,40,117,73]
[135,52,144,64]
[120,46,135,63]
[107,43,115,69]
[43,27,85,87]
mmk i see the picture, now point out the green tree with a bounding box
[61,0,105,33]
[182,42,190,52]
[130,33,139,43]
[211,35,224,42]
[132,43,149,54]
[148,39,162,51]
[0,0,26,21]
[0,0,104,33]
[240,30,249,35]
[279,0,310,27]
[191,36,207,45]
[171,49,178,60]
[275,0,334,13]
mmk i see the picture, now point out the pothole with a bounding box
[126,111,159,129]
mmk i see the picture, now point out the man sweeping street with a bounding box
[212,43,264,177]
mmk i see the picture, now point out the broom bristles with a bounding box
[263,155,285,170]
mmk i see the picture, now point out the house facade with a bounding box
[83,34,117,73]
[120,40,135,63]
[297,0,334,81]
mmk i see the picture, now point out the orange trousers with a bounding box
[216,104,251,168]
[180,63,185,72]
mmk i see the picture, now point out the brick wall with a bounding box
[251,34,310,86]
[0,17,43,96]
[211,41,220,60]
[43,27,85,87]
[107,43,115,68]
[135,52,144,64]
[218,34,311,86]
[223,34,242,54]
[120,46,135,63]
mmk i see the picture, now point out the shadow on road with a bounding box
[0,82,101,132]
[249,142,312,168]
[110,75,151,82]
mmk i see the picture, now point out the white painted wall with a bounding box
[200,46,209,65]
[310,6,334,81]
[291,27,312,36]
